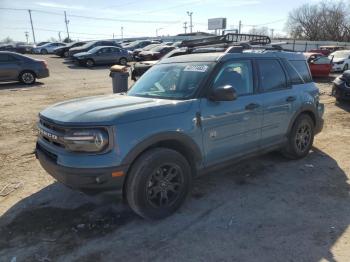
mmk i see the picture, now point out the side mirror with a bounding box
[209,85,237,101]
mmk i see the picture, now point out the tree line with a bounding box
[287,1,350,41]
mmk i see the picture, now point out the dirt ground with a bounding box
[0,55,349,262]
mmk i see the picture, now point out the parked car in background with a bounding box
[0,51,49,84]
[132,43,160,58]
[35,42,50,47]
[131,47,189,80]
[54,41,86,57]
[123,40,160,51]
[332,70,350,101]
[138,45,176,61]
[329,50,350,72]
[309,46,345,56]
[68,40,121,57]
[73,46,131,67]
[304,52,332,78]
[0,43,34,54]
[32,42,66,54]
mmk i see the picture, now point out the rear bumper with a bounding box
[36,68,50,79]
[35,143,127,195]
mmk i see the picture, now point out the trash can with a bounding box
[110,65,129,93]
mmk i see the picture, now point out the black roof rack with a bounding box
[179,33,271,48]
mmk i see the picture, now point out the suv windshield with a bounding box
[128,62,213,99]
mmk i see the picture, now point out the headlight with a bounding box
[63,129,109,152]
[337,61,345,64]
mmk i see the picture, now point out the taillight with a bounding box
[41,61,48,68]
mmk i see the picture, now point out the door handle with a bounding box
[286,96,296,102]
[245,103,260,110]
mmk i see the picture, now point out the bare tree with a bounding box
[286,0,350,41]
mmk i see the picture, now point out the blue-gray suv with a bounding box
[36,50,324,219]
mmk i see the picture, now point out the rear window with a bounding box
[290,60,312,83]
[257,59,287,91]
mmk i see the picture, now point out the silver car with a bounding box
[0,51,49,84]
[32,42,66,54]
[73,46,132,67]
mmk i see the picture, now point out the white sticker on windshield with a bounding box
[184,65,208,72]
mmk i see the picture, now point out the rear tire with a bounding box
[283,114,314,159]
[19,71,36,85]
[126,148,192,220]
[63,51,69,58]
[119,57,127,65]
[85,59,95,67]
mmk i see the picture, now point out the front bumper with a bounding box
[332,82,350,100]
[36,142,127,195]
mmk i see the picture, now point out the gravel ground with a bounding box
[0,55,349,262]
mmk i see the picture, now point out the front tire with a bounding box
[126,148,192,220]
[63,51,69,58]
[343,64,349,72]
[41,49,48,55]
[19,71,36,85]
[85,59,95,67]
[283,114,314,159]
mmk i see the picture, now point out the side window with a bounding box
[0,54,9,62]
[290,60,312,83]
[213,60,254,96]
[313,57,331,65]
[283,60,304,85]
[257,59,286,91]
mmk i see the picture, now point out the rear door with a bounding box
[257,59,300,147]
[0,54,21,80]
[200,59,263,166]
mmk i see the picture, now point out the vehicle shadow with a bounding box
[0,148,349,261]
[335,100,350,112]
[0,82,44,90]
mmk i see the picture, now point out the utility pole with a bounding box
[121,26,124,40]
[238,20,242,34]
[112,33,115,39]
[64,11,70,41]
[28,10,36,44]
[58,31,61,41]
[187,11,193,33]
[183,22,187,34]
[156,28,163,37]
[270,28,274,39]
[24,31,29,43]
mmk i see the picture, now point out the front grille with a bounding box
[38,118,66,148]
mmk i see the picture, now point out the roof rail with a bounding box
[179,33,271,48]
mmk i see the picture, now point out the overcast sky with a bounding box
[0,0,332,43]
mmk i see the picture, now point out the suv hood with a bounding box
[40,94,193,126]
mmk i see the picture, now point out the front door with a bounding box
[200,60,263,166]
[0,54,21,80]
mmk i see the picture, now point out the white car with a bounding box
[32,42,66,54]
[329,50,350,72]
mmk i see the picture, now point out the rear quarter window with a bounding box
[290,60,312,83]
